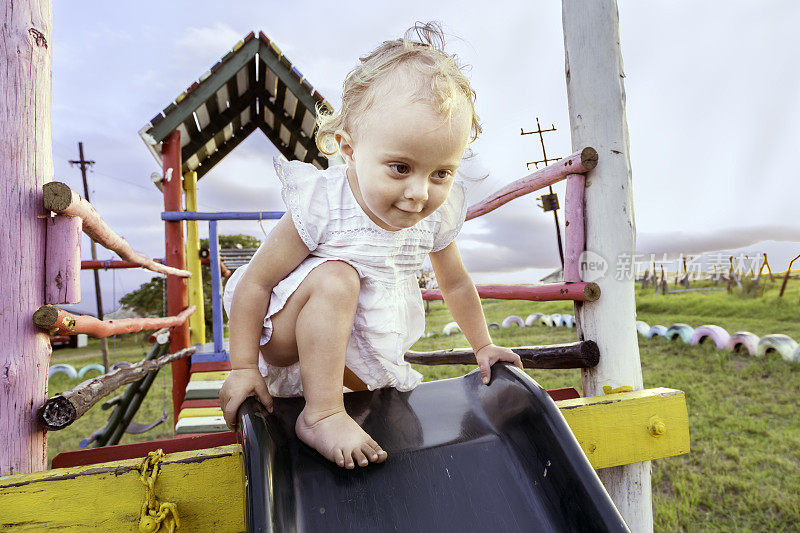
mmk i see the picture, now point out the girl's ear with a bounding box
[335,129,356,165]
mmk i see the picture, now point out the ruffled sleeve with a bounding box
[432,180,468,252]
[273,156,329,251]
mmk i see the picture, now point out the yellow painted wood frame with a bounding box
[0,445,243,532]
[183,171,206,345]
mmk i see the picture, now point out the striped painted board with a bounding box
[184,380,224,400]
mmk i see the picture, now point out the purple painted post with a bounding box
[1,1,53,475]
[564,173,586,283]
[45,215,82,304]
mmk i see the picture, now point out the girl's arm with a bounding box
[228,212,312,370]
[429,242,523,383]
[221,213,310,428]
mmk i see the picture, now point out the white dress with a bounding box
[222,156,468,397]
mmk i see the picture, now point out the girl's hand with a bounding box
[475,344,524,385]
[219,368,274,431]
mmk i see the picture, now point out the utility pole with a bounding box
[69,142,109,370]
[522,117,565,271]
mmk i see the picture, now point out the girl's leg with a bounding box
[261,260,385,468]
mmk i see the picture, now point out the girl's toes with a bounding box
[352,448,369,467]
[334,449,345,468]
[361,443,379,463]
[368,440,388,462]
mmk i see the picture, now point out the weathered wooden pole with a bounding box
[562,1,653,530]
[162,130,192,424]
[0,0,53,475]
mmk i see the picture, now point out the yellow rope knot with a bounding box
[138,449,180,533]
[602,385,633,395]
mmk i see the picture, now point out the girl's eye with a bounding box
[434,170,452,181]
[389,163,409,175]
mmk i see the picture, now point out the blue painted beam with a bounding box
[161,211,284,221]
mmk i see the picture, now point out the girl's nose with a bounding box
[404,176,428,202]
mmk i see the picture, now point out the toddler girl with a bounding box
[219,22,522,470]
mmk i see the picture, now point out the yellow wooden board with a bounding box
[0,445,244,532]
[190,371,230,382]
[179,407,224,419]
[555,387,690,470]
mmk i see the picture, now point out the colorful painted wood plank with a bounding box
[558,388,690,470]
[1,445,244,531]
[180,398,221,410]
[175,415,228,434]
[178,407,223,419]
[190,370,230,382]
[184,380,223,400]
[51,431,237,469]
[190,360,231,373]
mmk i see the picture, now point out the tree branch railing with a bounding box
[33,305,196,337]
[37,345,196,431]
[43,181,191,278]
[406,340,600,369]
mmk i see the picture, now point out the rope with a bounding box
[138,450,180,532]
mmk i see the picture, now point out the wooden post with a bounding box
[0,0,53,475]
[45,215,81,304]
[562,1,653,530]
[183,171,206,345]
[162,130,191,425]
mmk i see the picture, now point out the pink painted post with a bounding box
[45,215,81,304]
[564,174,586,283]
[422,282,599,302]
[0,1,53,475]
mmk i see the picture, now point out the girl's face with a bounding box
[336,93,471,232]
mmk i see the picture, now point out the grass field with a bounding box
[46,277,800,531]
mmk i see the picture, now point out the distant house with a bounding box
[540,267,563,283]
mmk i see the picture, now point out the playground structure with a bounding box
[1,3,691,531]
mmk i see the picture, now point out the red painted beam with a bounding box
[162,130,191,425]
[51,431,237,469]
[421,282,600,302]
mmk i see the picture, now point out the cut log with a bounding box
[36,346,195,430]
[42,181,190,277]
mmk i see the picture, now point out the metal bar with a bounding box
[421,282,600,302]
[162,210,283,221]
[209,220,224,354]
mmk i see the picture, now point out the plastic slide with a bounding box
[237,365,629,532]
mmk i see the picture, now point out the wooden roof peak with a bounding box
[139,31,335,182]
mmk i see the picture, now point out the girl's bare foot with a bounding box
[295,407,387,469]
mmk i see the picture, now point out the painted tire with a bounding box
[443,322,462,336]
[690,325,731,349]
[548,314,562,327]
[488,323,500,330]
[77,363,105,378]
[726,332,760,356]
[525,313,543,327]
[539,315,555,327]
[756,334,799,362]
[792,344,800,364]
[426,331,437,338]
[562,315,575,328]
[502,315,525,328]
[646,325,668,339]
[665,324,694,343]
[48,364,77,379]
[635,321,651,336]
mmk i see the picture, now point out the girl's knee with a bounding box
[308,261,360,298]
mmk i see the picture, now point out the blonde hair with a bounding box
[315,21,482,157]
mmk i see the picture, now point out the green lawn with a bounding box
[46,277,800,531]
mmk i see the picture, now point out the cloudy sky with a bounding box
[50,1,800,314]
